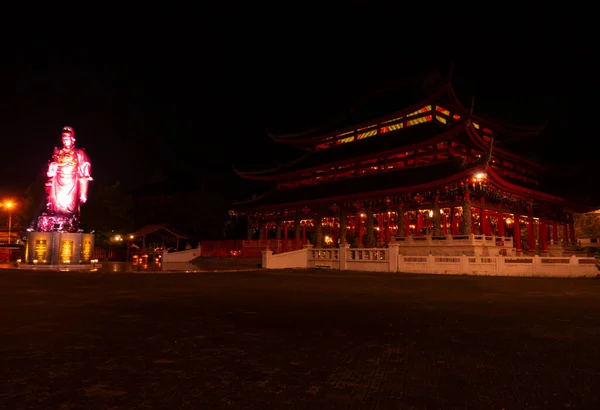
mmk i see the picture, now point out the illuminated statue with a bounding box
[36,126,92,232]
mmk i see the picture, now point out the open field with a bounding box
[1,269,599,409]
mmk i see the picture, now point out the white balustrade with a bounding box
[262,243,599,277]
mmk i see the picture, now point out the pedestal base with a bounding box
[17,263,100,271]
[24,231,95,265]
[36,214,80,232]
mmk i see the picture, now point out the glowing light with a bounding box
[324,235,333,245]
[473,172,487,182]
[429,210,434,217]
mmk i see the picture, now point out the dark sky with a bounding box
[0,8,597,201]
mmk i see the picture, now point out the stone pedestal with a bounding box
[23,231,95,266]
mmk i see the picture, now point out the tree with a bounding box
[574,211,600,238]
[80,181,134,237]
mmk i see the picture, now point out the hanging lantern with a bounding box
[414,193,424,203]
[302,206,311,214]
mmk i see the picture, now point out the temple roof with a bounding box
[267,81,544,147]
[235,121,460,179]
[264,69,443,141]
[234,161,477,210]
[233,155,591,213]
[235,119,545,182]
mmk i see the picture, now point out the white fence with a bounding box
[262,244,599,278]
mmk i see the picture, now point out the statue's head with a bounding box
[61,126,75,149]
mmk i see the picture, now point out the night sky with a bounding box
[1,9,597,204]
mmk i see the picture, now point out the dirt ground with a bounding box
[1,269,599,409]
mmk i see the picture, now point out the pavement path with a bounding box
[1,269,599,409]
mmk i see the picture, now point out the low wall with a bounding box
[262,244,599,278]
[394,234,515,256]
[263,248,310,269]
[162,247,201,263]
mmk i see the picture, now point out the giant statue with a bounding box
[36,126,92,232]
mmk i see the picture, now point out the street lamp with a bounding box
[126,234,134,271]
[2,201,14,245]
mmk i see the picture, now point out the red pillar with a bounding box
[416,211,423,236]
[404,212,410,237]
[527,216,536,253]
[385,212,391,243]
[333,218,339,246]
[451,207,459,236]
[552,222,559,244]
[480,198,487,236]
[513,215,522,252]
[358,215,364,246]
[442,213,448,235]
[539,220,548,252]
[497,212,505,236]
[569,222,576,243]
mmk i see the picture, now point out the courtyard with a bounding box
[0,269,599,409]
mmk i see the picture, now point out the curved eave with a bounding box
[447,83,545,137]
[486,166,572,206]
[270,81,544,149]
[241,123,466,182]
[231,190,275,207]
[465,124,545,171]
[235,163,486,212]
[270,83,452,147]
[233,152,312,179]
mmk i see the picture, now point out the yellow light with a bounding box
[429,210,434,217]
[4,202,13,209]
[324,235,333,245]
[474,172,486,181]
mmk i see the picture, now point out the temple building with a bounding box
[233,78,589,256]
